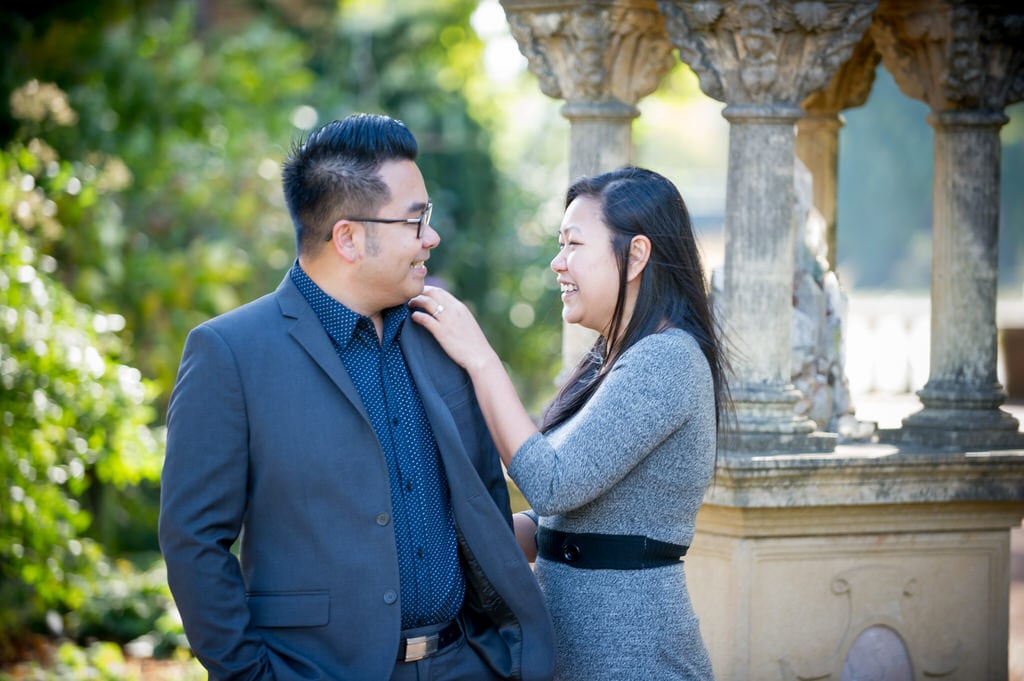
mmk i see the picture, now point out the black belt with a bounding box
[396,619,461,662]
[537,527,688,570]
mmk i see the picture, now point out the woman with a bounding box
[411,166,729,680]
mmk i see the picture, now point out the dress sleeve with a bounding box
[507,331,711,516]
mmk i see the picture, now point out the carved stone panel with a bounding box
[687,507,1016,681]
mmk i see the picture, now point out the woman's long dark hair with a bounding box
[540,166,731,437]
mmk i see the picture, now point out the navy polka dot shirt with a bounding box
[291,263,465,628]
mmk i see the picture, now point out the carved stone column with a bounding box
[791,30,881,438]
[797,29,881,270]
[659,0,876,452]
[871,0,1024,449]
[501,0,676,370]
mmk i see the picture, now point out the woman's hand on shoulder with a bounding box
[409,286,500,374]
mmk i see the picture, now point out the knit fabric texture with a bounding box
[509,329,717,680]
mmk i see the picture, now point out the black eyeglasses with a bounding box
[326,202,432,241]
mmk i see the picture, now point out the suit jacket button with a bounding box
[376,512,391,526]
[383,590,398,604]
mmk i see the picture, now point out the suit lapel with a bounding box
[401,326,480,490]
[276,273,478,497]
[274,276,372,424]
[400,327,453,443]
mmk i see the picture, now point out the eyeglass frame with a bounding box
[324,201,433,241]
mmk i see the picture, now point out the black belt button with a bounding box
[562,542,581,562]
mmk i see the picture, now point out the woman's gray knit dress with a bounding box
[507,329,716,680]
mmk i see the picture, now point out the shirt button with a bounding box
[392,417,399,425]
[383,590,398,605]
[405,481,413,492]
[376,512,391,526]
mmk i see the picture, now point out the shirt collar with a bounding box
[289,261,408,348]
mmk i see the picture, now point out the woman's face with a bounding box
[550,195,622,336]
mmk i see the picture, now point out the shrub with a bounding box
[0,84,162,660]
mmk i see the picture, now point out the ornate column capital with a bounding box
[500,0,676,118]
[657,0,878,112]
[871,0,1024,114]
[802,27,881,116]
[872,2,1024,448]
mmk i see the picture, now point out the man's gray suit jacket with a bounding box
[158,276,555,681]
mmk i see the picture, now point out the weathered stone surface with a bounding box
[690,442,1024,679]
[499,4,1024,675]
[798,27,881,268]
[870,0,1024,447]
[705,444,1024,508]
[871,0,1024,113]
[657,0,877,106]
[658,1,877,451]
[502,0,675,110]
[690,497,1022,680]
[802,24,881,115]
[790,30,884,443]
[501,0,677,369]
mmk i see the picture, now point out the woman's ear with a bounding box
[626,235,651,282]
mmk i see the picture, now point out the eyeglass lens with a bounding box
[418,203,432,238]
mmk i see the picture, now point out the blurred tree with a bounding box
[0,0,566,577]
[0,116,161,659]
[0,0,144,145]
[4,3,316,409]
[2,0,565,417]
[322,0,565,408]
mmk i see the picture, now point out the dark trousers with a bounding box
[388,618,502,681]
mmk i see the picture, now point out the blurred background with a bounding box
[1,0,1021,678]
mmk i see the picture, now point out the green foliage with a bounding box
[0,637,205,681]
[6,4,315,409]
[0,95,162,660]
[326,0,566,409]
[67,555,186,656]
[0,0,573,666]
[3,0,568,420]
[1,641,138,681]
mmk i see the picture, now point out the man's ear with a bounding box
[326,219,362,263]
[626,235,651,282]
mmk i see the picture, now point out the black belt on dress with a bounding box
[396,619,461,662]
[537,526,688,570]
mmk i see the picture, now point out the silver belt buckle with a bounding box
[402,633,440,662]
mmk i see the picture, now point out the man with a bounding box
[158,113,555,681]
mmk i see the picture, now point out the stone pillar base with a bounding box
[724,429,838,455]
[690,502,1021,681]
[690,445,1024,681]
[899,407,1023,450]
[726,386,835,454]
